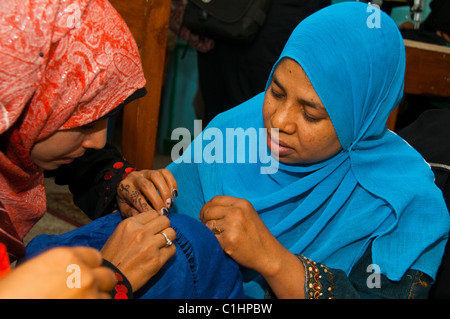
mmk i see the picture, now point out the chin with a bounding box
[40,161,64,171]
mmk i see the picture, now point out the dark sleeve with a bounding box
[297,245,433,299]
[423,0,450,35]
[44,143,135,220]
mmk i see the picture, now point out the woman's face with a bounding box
[30,119,108,170]
[263,58,342,164]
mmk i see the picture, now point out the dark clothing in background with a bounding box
[197,0,330,126]
[398,109,450,299]
[398,109,450,208]
[423,0,450,35]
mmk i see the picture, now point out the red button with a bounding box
[115,284,128,294]
[115,272,123,282]
[125,167,135,173]
[114,292,128,299]
[104,171,113,180]
[113,162,124,169]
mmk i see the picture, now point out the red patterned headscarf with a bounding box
[0,0,146,260]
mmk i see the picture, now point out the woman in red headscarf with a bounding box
[0,0,176,298]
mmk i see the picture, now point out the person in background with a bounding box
[394,0,450,130]
[396,0,450,42]
[170,0,331,126]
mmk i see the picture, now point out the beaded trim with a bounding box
[114,272,129,299]
[102,259,133,299]
[301,256,334,299]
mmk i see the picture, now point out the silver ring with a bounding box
[160,232,173,247]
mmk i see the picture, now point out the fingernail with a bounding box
[161,208,169,216]
[166,198,173,208]
[172,189,178,198]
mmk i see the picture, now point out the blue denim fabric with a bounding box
[25,212,246,299]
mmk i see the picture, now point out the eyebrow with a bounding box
[271,75,327,112]
[298,97,326,113]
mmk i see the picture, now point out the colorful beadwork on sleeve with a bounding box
[301,255,335,299]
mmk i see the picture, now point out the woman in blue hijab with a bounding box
[167,1,450,298]
[25,2,449,299]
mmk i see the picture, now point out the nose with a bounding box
[82,119,108,150]
[271,103,296,135]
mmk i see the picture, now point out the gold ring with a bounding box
[212,221,222,235]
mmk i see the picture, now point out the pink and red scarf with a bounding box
[0,0,146,260]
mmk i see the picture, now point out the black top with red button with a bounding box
[45,143,135,220]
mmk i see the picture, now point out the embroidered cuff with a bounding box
[102,259,133,299]
[299,255,335,299]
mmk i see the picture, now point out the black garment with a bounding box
[378,0,450,46]
[381,0,411,15]
[397,109,450,205]
[44,143,134,220]
[423,0,450,36]
[398,109,450,299]
[382,0,450,36]
[394,0,450,130]
[398,0,450,46]
[197,0,330,126]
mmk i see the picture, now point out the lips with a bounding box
[267,132,294,156]
[62,157,75,164]
[61,152,85,164]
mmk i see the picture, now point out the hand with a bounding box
[117,169,178,218]
[0,247,116,299]
[436,30,450,42]
[199,196,282,276]
[398,21,414,30]
[200,196,306,298]
[100,210,176,292]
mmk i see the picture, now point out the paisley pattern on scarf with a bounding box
[0,0,146,260]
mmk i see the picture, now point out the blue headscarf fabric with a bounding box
[169,2,450,298]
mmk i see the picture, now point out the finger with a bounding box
[205,219,224,235]
[206,195,235,207]
[133,213,172,237]
[159,169,178,198]
[119,203,142,218]
[160,243,176,261]
[130,209,160,224]
[200,204,227,223]
[117,183,153,213]
[135,177,169,216]
[157,227,176,249]
[200,195,236,218]
[146,170,177,209]
[71,246,103,268]
[92,266,117,292]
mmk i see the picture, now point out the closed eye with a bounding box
[302,108,321,123]
[270,87,284,99]
[80,123,96,132]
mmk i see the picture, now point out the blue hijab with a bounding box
[169,2,450,298]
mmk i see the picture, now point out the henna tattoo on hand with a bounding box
[130,189,150,211]
[119,184,130,194]
[118,183,150,211]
